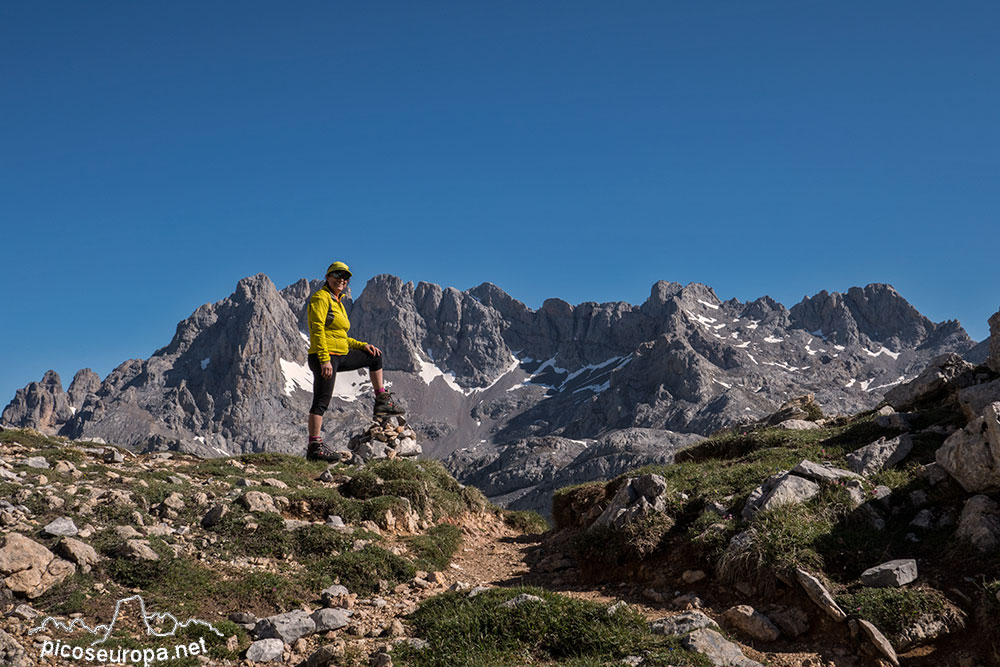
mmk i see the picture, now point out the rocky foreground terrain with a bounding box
[0,309,999,665]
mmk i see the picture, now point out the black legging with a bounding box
[308,350,383,415]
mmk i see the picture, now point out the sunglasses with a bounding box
[329,271,351,281]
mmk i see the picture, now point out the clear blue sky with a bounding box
[2,1,998,400]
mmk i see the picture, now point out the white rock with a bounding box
[860,559,918,587]
[246,638,285,662]
[955,495,1000,551]
[795,568,846,622]
[847,435,913,476]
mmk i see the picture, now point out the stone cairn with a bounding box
[346,415,422,464]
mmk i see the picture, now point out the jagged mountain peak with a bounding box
[788,282,964,350]
[646,280,684,304]
[233,272,280,302]
[40,370,63,391]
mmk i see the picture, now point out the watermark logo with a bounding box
[28,594,224,665]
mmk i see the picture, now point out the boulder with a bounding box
[776,419,820,430]
[846,435,913,476]
[0,628,26,667]
[895,606,966,651]
[254,609,317,643]
[936,404,1000,492]
[240,491,278,514]
[57,538,100,573]
[885,353,975,410]
[320,584,353,608]
[874,411,916,431]
[161,492,185,510]
[762,605,809,638]
[42,517,79,537]
[24,457,49,469]
[246,638,284,662]
[201,504,228,528]
[763,395,820,426]
[115,540,159,561]
[682,628,764,667]
[855,619,899,667]
[791,459,863,484]
[113,525,142,540]
[743,473,820,520]
[795,568,846,622]
[310,608,350,632]
[103,448,124,463]
[860,559,918,587]
[649,610,719,636]
[592,473,671,529]
[958,380,1000,421]
[0,533,75,599]
[955,495,1000,552]
[396,437,422,457]
[304,643,347,667]
[989,310,1000,374]
[12,604,39,620]
[722,605,781,642]
[229,612,258,631]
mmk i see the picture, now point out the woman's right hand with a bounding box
[321,362,333,379]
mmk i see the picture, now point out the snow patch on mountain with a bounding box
[864,347,901,360]
[418,358,466,394]
[279,359,312,396]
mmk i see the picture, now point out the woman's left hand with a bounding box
[364,344,382,356]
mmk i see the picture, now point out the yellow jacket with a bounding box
[307,285,368,362]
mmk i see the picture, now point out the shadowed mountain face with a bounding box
[2,274,978,500]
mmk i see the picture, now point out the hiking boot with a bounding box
[307,439,340,462]
[373,391,406,416]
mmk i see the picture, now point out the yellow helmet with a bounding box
[326,261,352,278]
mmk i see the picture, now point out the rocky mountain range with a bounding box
[2,274,981,513]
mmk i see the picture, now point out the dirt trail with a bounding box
[444,514,973,667]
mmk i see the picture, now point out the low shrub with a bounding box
[502,509,549,534]
[307,545,416,594]
[407,524,463,572]
[837,586,948,635]
[393,587,711,666]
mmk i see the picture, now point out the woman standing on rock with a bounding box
[306,261,405,462]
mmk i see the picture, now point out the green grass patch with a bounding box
[33,571,101,616]
[211,570,310,614]
[725,503,830,581]
[283,486,365,522]
[688,511,737,560]
[502,509,549,534]
[91,501,143,527]
[307,545,416,594]
[407,524,463,572]
[104,538,192,590]
[341,459,487,520]
[393,587,711,666]
[1,428,84,459]
[207,511,293,559]
[837,586,948,635]
[674,424,841,464]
